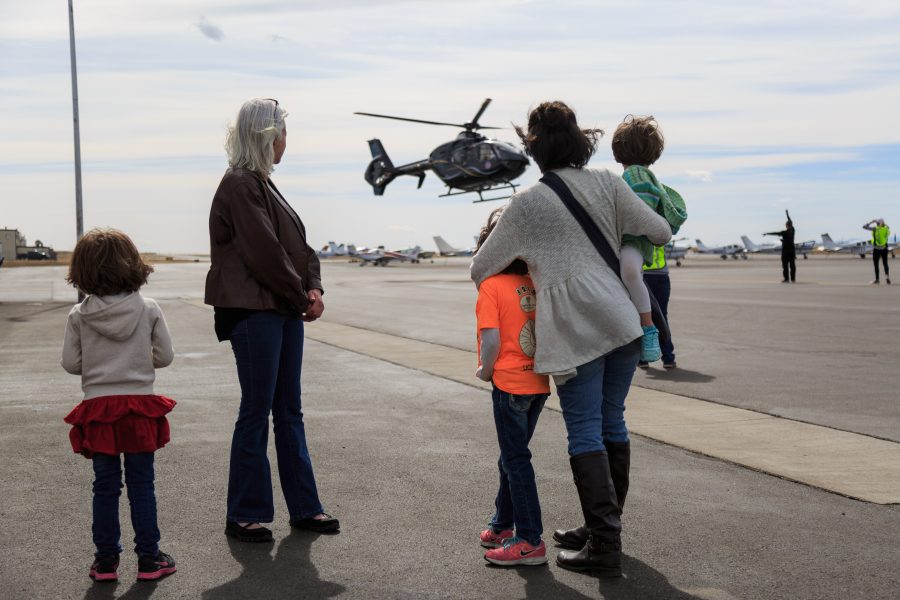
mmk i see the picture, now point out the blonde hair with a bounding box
[225,98,288,175]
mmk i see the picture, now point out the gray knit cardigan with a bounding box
[470,167,672,379]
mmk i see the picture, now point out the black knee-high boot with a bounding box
[553,441,630,550]
[556,451,623,577]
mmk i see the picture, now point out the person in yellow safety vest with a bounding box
[640,244,676,369]
[863,218,891,284]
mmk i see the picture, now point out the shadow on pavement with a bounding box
[641,367,715,384]
[83,580,159,600]
[201,532,345,600]
[513,565,595,599]
[597,555,705,600]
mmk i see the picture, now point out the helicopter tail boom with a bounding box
[364,138,428,195]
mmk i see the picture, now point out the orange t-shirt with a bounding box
[476,273,550,394]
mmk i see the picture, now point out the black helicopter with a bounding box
[355,99,530,202]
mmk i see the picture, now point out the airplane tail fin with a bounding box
[740,235,757,251]
[433,236,456,255]
[364,139,397,196]
[821,233,837,250]
[695,239,707,250]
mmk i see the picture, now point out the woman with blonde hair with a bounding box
[205,98,338,542]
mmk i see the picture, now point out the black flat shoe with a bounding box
[290,513,340,533]
[225,521,274,543]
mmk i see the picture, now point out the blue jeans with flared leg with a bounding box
[489,387,548,546]
[227,311,324,523]
[556,340,640,457]
[92,452,160,557]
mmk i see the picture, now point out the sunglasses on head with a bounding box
[265,98,279,123]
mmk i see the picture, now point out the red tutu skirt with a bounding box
[64,395,176,458]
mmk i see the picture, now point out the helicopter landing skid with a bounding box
[439,183,518,203]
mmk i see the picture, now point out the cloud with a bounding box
[195,17,224,41]
[686,170,713,183]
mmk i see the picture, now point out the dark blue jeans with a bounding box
[643,273,675,364]
[557,341,640,457]
[92,452,159,557]
[227,311,324,523]
[489,387,548,546]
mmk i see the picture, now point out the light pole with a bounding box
[68,0,83,243]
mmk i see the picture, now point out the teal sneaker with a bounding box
[640,325,662,362]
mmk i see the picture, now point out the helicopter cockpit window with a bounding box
[453,143,498,174]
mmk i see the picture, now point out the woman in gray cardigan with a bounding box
[470,101,671,577]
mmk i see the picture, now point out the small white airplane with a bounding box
[316,241,351,258]
[356,245,424,267]
[694,239,746,260]
[741,235,779,254]
[433,236,474,257]
[743,235,816,259]
[818,234,873,259]
[664,240,690,267]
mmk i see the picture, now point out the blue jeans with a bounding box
[557,341,640,457]
[227,311,324,523]
[643,274,675,364]
[92,452,159,557]
[489,387,548,546]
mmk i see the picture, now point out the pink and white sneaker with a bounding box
[484,537,547,566]
[479,528,514,548]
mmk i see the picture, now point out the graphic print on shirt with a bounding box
[516,283,537,358]
[516,284,537,313]
[519,319,536,358]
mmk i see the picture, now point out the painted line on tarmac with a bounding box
[307,319,900,505]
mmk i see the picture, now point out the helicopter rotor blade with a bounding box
[354,112,466,128]
[469,98,492,128]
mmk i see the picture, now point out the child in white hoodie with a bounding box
[62,228,177,583]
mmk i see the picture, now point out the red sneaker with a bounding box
[89,555,119,582]
[484,538,547,566]
[479,528,514,548]
[137,551,177,581]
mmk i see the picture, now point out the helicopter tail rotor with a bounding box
[364,139,397,196]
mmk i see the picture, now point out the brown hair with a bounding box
[67,228,153,296]
[475,207,528,275]
[514,101,603,173]
[611,115,665,166]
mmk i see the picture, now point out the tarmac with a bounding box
[1,254,898,599]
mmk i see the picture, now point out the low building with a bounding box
[0,229,23,262]
[0,229,57,260]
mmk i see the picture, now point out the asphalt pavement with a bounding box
[0,256,897,599]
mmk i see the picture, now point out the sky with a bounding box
[2,0,900,254]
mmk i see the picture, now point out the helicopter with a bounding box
[355,98,530,203]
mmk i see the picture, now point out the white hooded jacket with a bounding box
[61,292,174,400]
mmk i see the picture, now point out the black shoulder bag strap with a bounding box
[540,171,670,342]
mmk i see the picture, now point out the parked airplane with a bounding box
[740,236,778,254]
[433,236,474,257]
[356,245,424,266]
[395,245,435,260]
[665,241,689,267]
[694,239,746,260]
[819,233,896,258]
[818,234,872,258]
[741,236,816,259]
[317,241,352,258]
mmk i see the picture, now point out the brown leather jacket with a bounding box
[204,168,322,315]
